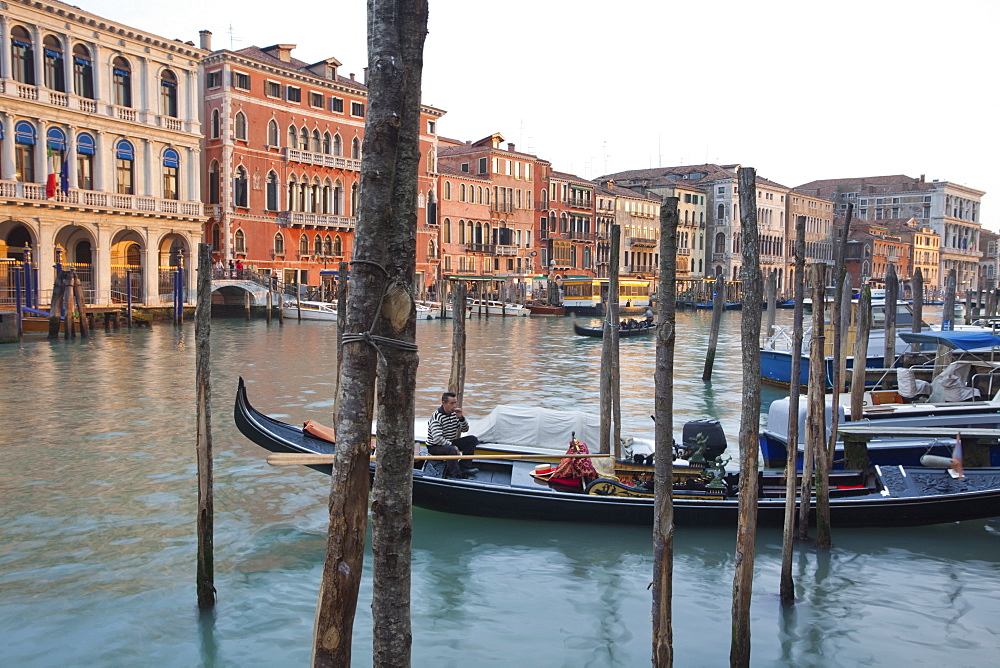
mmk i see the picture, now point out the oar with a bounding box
[266,452,611,466]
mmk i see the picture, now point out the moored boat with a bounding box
[234,378,1000,528]
[281,300,337,321]
[573,321,654,338]
[467,299,530,316]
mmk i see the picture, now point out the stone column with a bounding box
[144,229,159,304]
[141,138,153,197]
[186,146,200,202]
[138,57,150,123]
[0,17,11,88]
[0,113,15,180]
[65,126,78,189]
[34,119,47,185]
[30,25,43,89]
[91,41,104,103]
[93,130,107,191]
[60,32,73,95]
[94,222,112,305]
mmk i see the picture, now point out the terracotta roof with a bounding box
[233,46,366,89]
[594,181,660,201]
[793,175,936,197]
[597,163,788,190]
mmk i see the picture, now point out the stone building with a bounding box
[785,189,835,289]
[199,34,444,293]
[794,174,985,292]
[0,0,207,305]
[593,181,662,279]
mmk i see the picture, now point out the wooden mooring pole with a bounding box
[448,281,467,404]
[599,225,621,456]
[882,265,898,390]
[731,167,763,666]
[702,275,726,382]
[652,197,678,665]
[195,243,215,610]
[779,214,807,605]
[800,262,827,540]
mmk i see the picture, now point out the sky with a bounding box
[73,0,998,226]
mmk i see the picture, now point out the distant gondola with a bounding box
[573,322,654,338]
[234,378,1000,528]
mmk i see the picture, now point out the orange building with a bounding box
[200,34,443,293]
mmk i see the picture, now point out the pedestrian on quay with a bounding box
[235,259,244,278]
[427,392,479,479]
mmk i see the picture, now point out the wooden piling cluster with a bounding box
[47,270,90,340]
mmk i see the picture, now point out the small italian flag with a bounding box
[46,147,57,199]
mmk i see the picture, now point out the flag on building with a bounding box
[951,432,964,480]
[45,147,57,199]
[60,147,70,195]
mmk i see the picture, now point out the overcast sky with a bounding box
[75,0,998,226]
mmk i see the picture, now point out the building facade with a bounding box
[200,36,443,293]
[1,0,207,305]
[593,181,662,279]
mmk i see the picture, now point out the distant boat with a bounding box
[468,299,530,316]
[281,300,337,321]
[527,304,566,316]
[573,321,654,338]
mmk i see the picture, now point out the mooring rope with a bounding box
[340,259,419,362]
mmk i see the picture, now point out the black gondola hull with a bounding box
[573,323,654,338]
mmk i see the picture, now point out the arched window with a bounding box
[234,229,246,253]
[332,134,343,156]
[43,35,65,91]
[160,69,178,117]
[477,186,483,204]
[467,221,474,245]
[350,183,359,215]
[484,188,490,205]
[72,44,94,98]
[266,171,278,211]
[273,232,284,255]
[444,181,451,200]
[428,149,436,172]
[267,119,279,146]
[211,109,220,139]
[426,190,437,226]
[717,203,725,221]
[299,128,309,150]
[323,132,332,155]
[311,130,321,153]
[311,177,322,213]
[115,139,135,194]
[299,234,309,256]
[287,175,298,211]
[11,26,35,85]
[484,223,491,243]
[583,247,592,269]
[458,220,466,245]
[351,137,361,159]
[332,236,343,256]
[322,179,332,214]
[234,112,247,141]
[162,148,180,200]
[475,221,482,244]
[208,160,220,204]
[443,218,451,244]
[76,132,95,190]
[314,235,322,256]
[714,232,726,254]
[233,165,248,207]
[288,125,297,148]
[112,56,132,107]
[14,120,37,182]
[332,180,343,216]
[324,235,332,255]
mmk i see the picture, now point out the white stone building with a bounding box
[0,0,207,306]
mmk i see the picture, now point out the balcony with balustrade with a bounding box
[0,180,205,219]
[625,236,657,249]
[283,148,361,171]
[278,211,357,230]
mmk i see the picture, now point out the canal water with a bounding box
[1,312,998,666]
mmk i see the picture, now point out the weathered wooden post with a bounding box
[48,270,65,339]
[448,281,468,405]
[599,224,621,456]
[799,263,827,539]
[332,262,348,420]
[964,289,973,325]
[779,214,807,605]
[63,273,75,340]
[71,272,89,339]
[652,196,678,664]
[882,265,899,389]
[266,289,272,324]
[244,290,251,321]
[195,244,215,610]
[847,286,872,469]
[813,272,833,548]
[910,267,924,340]
[731,168,763,665]
[313,2,428,664]
[702,275,726,381]
[935,269,957,379]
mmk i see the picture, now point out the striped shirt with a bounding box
[427,407,470,448]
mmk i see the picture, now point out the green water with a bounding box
[1,314,998,666]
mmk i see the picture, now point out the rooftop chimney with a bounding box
[199,30,212,51]
[349,73,355,80]
[919,174,925,182]
[507,143,516,152]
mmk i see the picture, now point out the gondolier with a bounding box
[427,392,480,479]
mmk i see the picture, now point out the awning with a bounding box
[900,330,1000,351]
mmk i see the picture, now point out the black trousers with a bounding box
[427,435,479,478]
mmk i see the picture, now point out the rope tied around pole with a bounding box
[341,259,420,363]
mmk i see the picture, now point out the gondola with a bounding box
[573,322,654,338]
[234,378,1000,528]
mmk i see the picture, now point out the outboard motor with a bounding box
[681,419,727,461]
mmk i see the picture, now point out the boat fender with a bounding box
[919,454,953,468]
